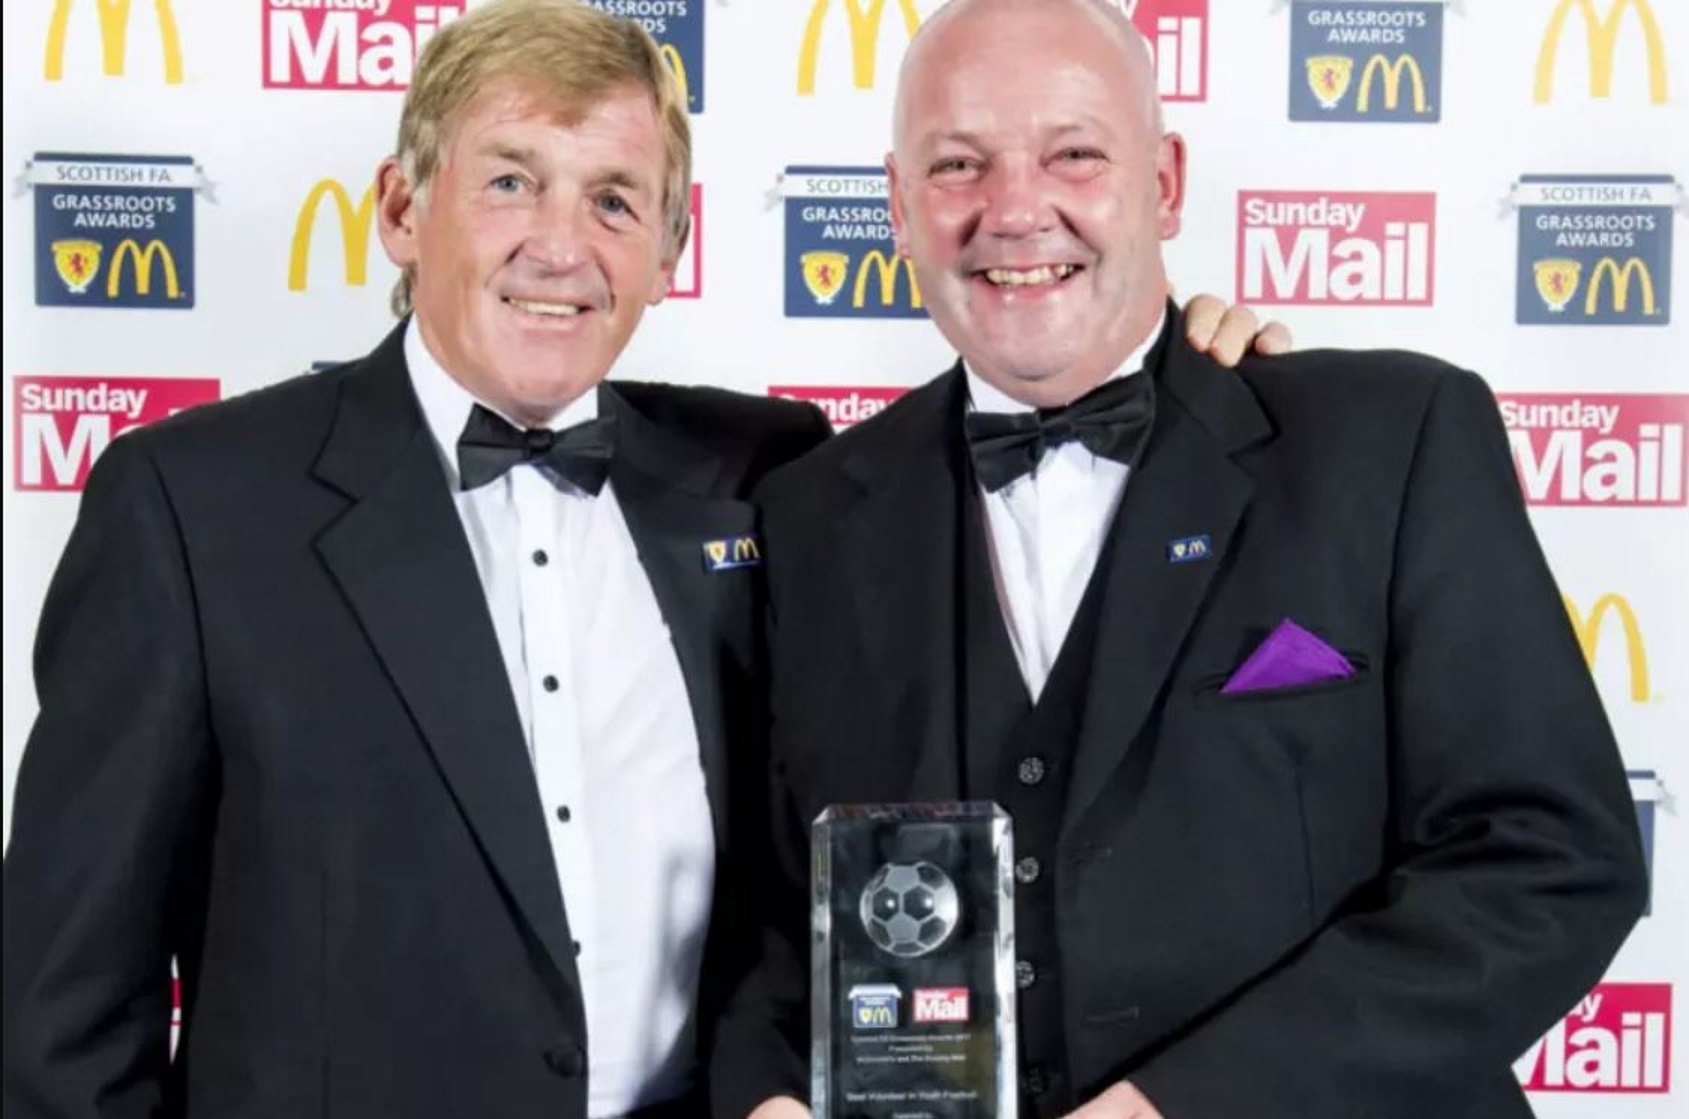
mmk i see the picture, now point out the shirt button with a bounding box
[532,549,549,566]
[543,1043,585,1077]
[542,675,559,692]
[1025,1065,1049,1095]
[555,805,572,823]
[1016,959,1036,989]
[1017,756,1047,786]
[572,940,582,957]
[1014,856,1042,885]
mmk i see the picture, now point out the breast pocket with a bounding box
[1184,663,1390,918]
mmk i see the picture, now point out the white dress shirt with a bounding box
[406,323,715,1117]
[965,310,1166,700]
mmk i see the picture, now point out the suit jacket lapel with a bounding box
[1064,323,1272,835]
[838,370,969,802]
[310,325,582,996]
[598,384,751,853]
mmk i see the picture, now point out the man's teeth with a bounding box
[984,264,1077,286]
[507,298,582,316]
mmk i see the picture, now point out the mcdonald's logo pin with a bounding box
[1167,534,1212,564]
[702,533,763,572]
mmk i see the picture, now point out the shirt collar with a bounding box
[404,317,601,487]
[963,306,1167,415]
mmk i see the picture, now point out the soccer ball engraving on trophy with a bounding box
[858,861,959,958]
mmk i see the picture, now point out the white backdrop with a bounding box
[2,1,1684,1111]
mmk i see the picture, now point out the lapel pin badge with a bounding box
[1167,534,1212,564]
[703,533,762,572]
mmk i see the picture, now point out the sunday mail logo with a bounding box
[1514,174,1675,326]
[1289,1,1442,122]
[670,183,702,299]
[1236,190,1435,305]
[13,376,220,492]
[767,385,906,431]
[1124,1,1209,102]
[912,987,970,1024]
[1518,983,1672,1093]
[584,1,705,113]
[1500,393,1687,507]
[264,0,464,90]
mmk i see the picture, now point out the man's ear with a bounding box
[1156,132,1187,241]
[375,156,420,269]
[648,214,686,305]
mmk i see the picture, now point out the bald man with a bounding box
[710,2,1646,1118]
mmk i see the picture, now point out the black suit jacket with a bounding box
[2,322,830,1119]
[712,320,1647,1118]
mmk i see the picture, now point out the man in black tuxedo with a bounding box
[0,2,822,1116]
[716,2,1648,1118]
[0,2,1283,1117]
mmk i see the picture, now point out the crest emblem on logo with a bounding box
[802,250,851,305]
[51,239,102,294]
[1533,258,1582,313]
[1304,54,1353,108]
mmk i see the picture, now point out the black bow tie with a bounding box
[964,372,1156,493]
[456,403,617,494]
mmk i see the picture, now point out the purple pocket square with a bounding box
[1220,619,1356,695]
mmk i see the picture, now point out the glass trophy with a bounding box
[812,802,1016,1119]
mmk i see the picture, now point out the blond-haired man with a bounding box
[3,3,827,1116]
[2,2,1276,1116]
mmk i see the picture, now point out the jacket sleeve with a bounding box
[1129,368,1649,1116]
[3,434,216,1119]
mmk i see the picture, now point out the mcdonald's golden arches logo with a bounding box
[659,43,690,109]
[107,237,180,299]
[798,0,922,95]
[1536,0,1668,104]
[1355,53,1429,114]
[289,179,376,291]
[1563,593,1650,702]
[702,533,762,572]
[852,249,922,310]
[1584,256,1657,316]
[45,0,183,83]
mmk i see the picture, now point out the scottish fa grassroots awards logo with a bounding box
[1629,770,1663,916]
[848,984,902,1029]
[1289,2,1441,121]
[21,153,206,309]
[584,1,704,113]
[1511,175,1676,325]
[1501,394,1687,507]
[1236,190,1435,305]
[45,0,184,83]
[767,386,906,431]
[13,376,220,492]
[783,166,923,319]
[264,0,463,90]
[1535,0,1669,105]
[1517,983,1672,1093]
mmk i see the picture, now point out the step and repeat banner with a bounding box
[1,1,1684,1111]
